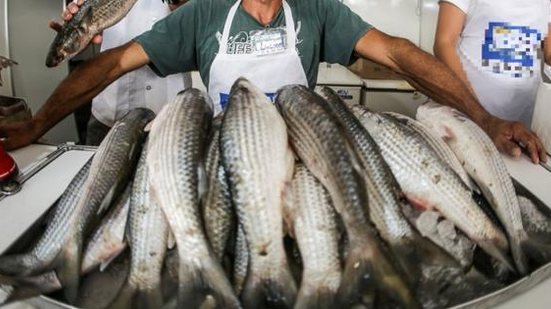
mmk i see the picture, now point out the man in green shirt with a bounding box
[0,0,546,164]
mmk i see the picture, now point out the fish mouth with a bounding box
[45,49,70,68]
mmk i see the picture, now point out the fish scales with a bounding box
[384,111,476,191]
[46,0,138,66]
[287,164,341,309]
[147,89,239,308]
[109,139,169,308]
[351,107,512,270]
[203,115,235,262]
[417,102,534,274]
[276,85,417,308]
[81,184,131,274]
[0,159,92,277]
[220,78,296,308]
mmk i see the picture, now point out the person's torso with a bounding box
[457,0,550,125]
[92,0,191,126]
[195,0,322,88]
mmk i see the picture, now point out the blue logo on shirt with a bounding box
[482,22,542,78]
[220,92,277,109]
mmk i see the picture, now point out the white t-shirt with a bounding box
[441,0,551,126]
[92,0,191,127]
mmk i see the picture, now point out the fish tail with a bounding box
[510,231,530,275]
[0,254,41,276]
[0,272,62,305]
[55,239,82,304]
[477,239,516,274]
[295,287,339,309]
[337,242,419,309]
[177,256,240,308]
[241,261,297,309]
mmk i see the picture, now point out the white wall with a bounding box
[0,0,12,96]
[345,0,439,53]
[7,0,78,145]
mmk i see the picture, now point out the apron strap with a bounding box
[219,0,242,54]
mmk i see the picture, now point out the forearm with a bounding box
[356,33,493,127]
[32,42,146,138]
[434,42,477,96]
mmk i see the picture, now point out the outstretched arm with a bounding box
[0,42,149,150]
[354,28,547,164]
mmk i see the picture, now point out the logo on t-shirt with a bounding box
[216,21,302,56]
[482,22,543,78]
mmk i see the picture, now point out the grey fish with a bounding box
[416,102,529,274]
[285,164,341,309]
[0,159,92,277]
[351,107,513,272]
[319,88,467,307]
[46,0,138,67]
[233,224,248,296]
[109,139,169,309]
[0,272,62,306]
[76,253,130,309]
[147,89,239,308]
[383,111,476,191]
[221,78,296,308]
[276,85,417,308]
[203,115,235,262]
[81,184,131,274]
[57,108,153,302]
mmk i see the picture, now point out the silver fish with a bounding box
[148,89,239,308]
[203,115,235,262]
[0,272,62,306]
[0,159,92,277]
[285,164,341,309]
[384,111,476,191]
[46,0,138,67]
[76,253,130,309]
[81,184,131,274]
[58,108,153,302]
[417,102,529,274]
[221,78,296,308]
[319,88,466,308]
[109,139,169,309]
[233,224,248,296]
[351,107,513,272]
[276,85,417,308]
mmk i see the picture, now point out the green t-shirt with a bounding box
[135,0,371,88]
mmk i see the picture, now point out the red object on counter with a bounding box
[0,144,17,182]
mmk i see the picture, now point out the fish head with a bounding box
[45,25,89,67]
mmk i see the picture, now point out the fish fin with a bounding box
[241,261,297,309]
[337,241,419,309]
[477,239,516,274]
[99,246,126,273]
[177,255,240,308]
[295,286,338,309]
[167,229,176,250]
[55,239,82,304]
[97,185,118,216]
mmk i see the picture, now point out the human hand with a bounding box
[48,0,103,45]
[483,116,547,164]
[0,120,40,151]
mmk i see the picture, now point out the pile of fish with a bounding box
[2,78,551,309]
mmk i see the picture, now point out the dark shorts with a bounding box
[86,115,111,146]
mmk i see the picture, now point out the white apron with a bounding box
[457,0,550,127]
[208,0,308,115]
